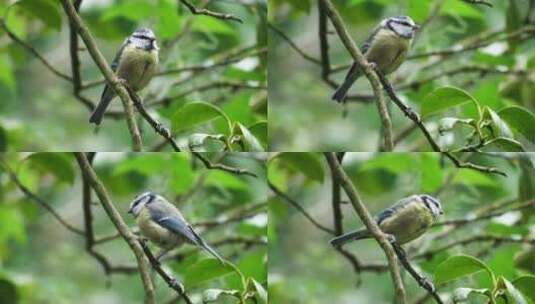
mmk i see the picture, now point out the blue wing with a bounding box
[148,205,224,262]
[110,38,129,72]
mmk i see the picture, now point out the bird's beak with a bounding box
[413,24,420,30]
[128,208,133,214]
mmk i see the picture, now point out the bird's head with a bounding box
[130,28,158,51]
[128,191,156,217]
[419,194,443,218]
[382,16,419,39]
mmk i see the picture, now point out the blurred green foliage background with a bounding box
[268,152,535,303]
[0,152,267,303]
[0,0,267,151]
[268,0,535,151]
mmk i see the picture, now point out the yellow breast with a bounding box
[365,30,410,75]
[116,45,158,91]
[137,208,183,249]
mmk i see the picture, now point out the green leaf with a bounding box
[483,107,513,139]
[205,170,247,191]
[518,157,535,204]
[434,255,495,286]
[438,117,476,134]
[500,277,527,304]
[187,133,226,152]
[249,278,267,304]
[184,258,235,288]
[202,289,240,302]
[113,154,167,176]
[169,153,194,194]
[190,16,235,35]
[17,0,61,31]
[498,106,535,144]
[155,0,182,39]
[0,125,6,151]
[408,0,430,23]
[420,153,442,193]
[360,153,415,174]
[100,1,153,22]
[482,137,525,152]
[248,121,267,150]
[421,86,480,119]
[25,153,74,184]
[453,287,490,303]
[273,152,324,183]
[172,102,231,135]
[0,205,26,244]
[512,275,535,301]
[441,0,483,19]
[0,54,15,90]
[234,123,264,152]
[452,169,498,187]
[0,278,18,304]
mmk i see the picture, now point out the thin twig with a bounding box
[192,152,258,177]
[0,19,72,82]
[268,181,335,235]
[0,160,84,236]
[179,0,243,23]
[413,235,535,260]
[462,0,493,7]
[268,22,321,65]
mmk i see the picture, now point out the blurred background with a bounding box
[0,0,267,151]
[0,152,267,303]
[268,0,535,151]
[268,152,535,303]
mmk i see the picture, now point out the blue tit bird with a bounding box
[332,16,419,103]
[330,194,443,247]
[89,28,159,125]
[128,192,223,262]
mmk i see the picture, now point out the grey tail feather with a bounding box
[89,86,113,125]
[330,229,369,247]
[332,63,361,103]
[201,242,224,263]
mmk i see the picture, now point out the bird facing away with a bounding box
[128,192,223,262]
[332,16,419,103]
[89,28,159,125]
[330,194,443,247]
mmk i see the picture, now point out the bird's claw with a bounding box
[419,276,435,292]
[155,123,171,138]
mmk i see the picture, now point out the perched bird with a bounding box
[330,194,443,247]
[89,28,159,125]
[332,16,419,103]
[128,192,223,262]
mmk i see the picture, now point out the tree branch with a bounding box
[139,240,193,304]
[60,0,143,151]
[318,0,393,150]
[74,153,155,304]
[324,152,406,304]
[373,68,507,177]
